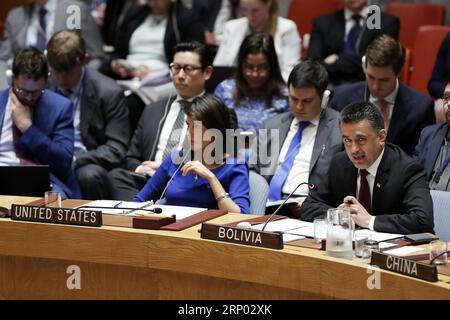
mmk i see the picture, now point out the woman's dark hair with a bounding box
[182,94,233,157]
[234,32,285,107]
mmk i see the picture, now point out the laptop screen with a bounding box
[0,165,51,197]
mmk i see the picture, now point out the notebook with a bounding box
[0,165,51,196]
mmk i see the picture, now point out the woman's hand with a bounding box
[181,161,215,181]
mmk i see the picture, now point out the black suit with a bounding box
[307,10,399,84]
[108,95,238,200]
[300,143,434,235]
[73,68,130,199]
[329,81,435,156]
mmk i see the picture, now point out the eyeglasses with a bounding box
[13,86,45,99]
[243,63,269,76]
[442,94,450,104]
[169,63,203,75]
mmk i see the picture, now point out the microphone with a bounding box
[261,182,315,231]
[159,148,190,202]
[77,205,163,214]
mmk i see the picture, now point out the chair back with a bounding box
[249,171,269,215]
[430,190,450,241]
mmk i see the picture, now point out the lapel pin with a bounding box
[376,182,381,188]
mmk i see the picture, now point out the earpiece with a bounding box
[5,69,13,86]
[320,89,330,109]
[362,55,367,73]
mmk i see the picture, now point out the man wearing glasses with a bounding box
[0,48,81,198]
[415,80,450,191]
[108,41,237,200]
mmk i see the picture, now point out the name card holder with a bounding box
[370,251,438,282]
[10,204,102,227]
[200,223,283,250]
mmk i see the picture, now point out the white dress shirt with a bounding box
[369,80,399,127]
[25,0,57,49]
[344,6,368,43]
[0,95,20,165]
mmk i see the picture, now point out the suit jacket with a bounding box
[428,32,450,99]
[108,2,204,71]
[414,123,449,180]
[329,81,435,156]
[307,10,399,84]
[73,67,130,170]
[251,108,343,190]
[300,143,434,234]
[124,95,238,171]
[0,0,104,64]
[0,89,81,198]
[213,16,301,81]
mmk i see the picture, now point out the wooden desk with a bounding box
[0,196,449,299]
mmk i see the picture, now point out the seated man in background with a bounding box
[0,48,80,198]
[415,80,450,191]
[108,41,237,201]
[46,30,130,199]
[330,35,435,156]
[307,0,399,85]
[300,102,434,235]
[251,60,343,217]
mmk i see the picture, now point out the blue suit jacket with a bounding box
[0,89,81,198]
[414,123,449,180]
[330,81,435,155]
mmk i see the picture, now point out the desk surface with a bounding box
[0,196,449,299]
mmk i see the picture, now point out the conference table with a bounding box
[0,195,449,300]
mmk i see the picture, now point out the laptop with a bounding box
[0,165,51,196]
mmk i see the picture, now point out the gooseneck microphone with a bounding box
[159,148,191,202]
[261,182,315,231]
[77,205,163,214]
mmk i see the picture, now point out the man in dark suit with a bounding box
[0,0,104,69]
[251,61,343,217]
[307,0,399,85]
[330,35,435,156]
[415,81,450,191]
[300,101,434,235]
[46,31,130,199]
[108,41,237,200]
[0,48,80,198]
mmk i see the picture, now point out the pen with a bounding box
[114,201,123,208]
[125,201,154,215]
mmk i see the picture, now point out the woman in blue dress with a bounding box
[214,32,288,132]
[134,94,250,213]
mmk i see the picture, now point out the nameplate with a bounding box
[370,251,438,282]
[200,223,283,250]
[10,204,102,227]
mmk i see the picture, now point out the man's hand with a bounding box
[324,54,339,65]
[339,196,372,228]
[136,161,160,177]
[10,91,32,132]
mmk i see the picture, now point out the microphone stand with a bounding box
[262,182,313,231]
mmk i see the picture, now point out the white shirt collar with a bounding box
[35,0,57,13]
[364,147,385,178]
[370,79,399,106]
[344,6,368,21]
[176,90,205,103]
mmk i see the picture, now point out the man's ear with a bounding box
[378,128,387,143]
[204,66,213,81]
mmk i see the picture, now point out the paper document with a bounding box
[266,198,298,208]
[250,218,311,232]
[354,229,404,242]
[384,246,424,256]
[76,200,206,220]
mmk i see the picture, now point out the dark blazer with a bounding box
[307,10,399,84]
[74,67,130,170]
[108,2,204,73]
[329,81,435,155]
[251,107,343,191]
[0,89,81,198]
[428,32,450,99]
[300,143,434,235]
[414,123,449,180]
[124,96,238,171]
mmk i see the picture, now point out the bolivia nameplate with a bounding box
[370,251,438,282]
[200,223,283,250]
[10,204,102,227]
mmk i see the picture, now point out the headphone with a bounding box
[321,89,331,109]
[361,55,367,74]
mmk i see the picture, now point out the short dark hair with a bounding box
[234,32,285,106]
[12,47,48,80]
[287,60,329,96]
[182,94,232,154]
[365,34,405,75]
[172,41,212,69]
[46,30,86,72]
[340,101,384,132]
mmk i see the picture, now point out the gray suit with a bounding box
[0,0,104,67]
[251,107,343,199]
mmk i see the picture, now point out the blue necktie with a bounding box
[344,15,362,54]
[36,6,47,52]
[268,121,310,201]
